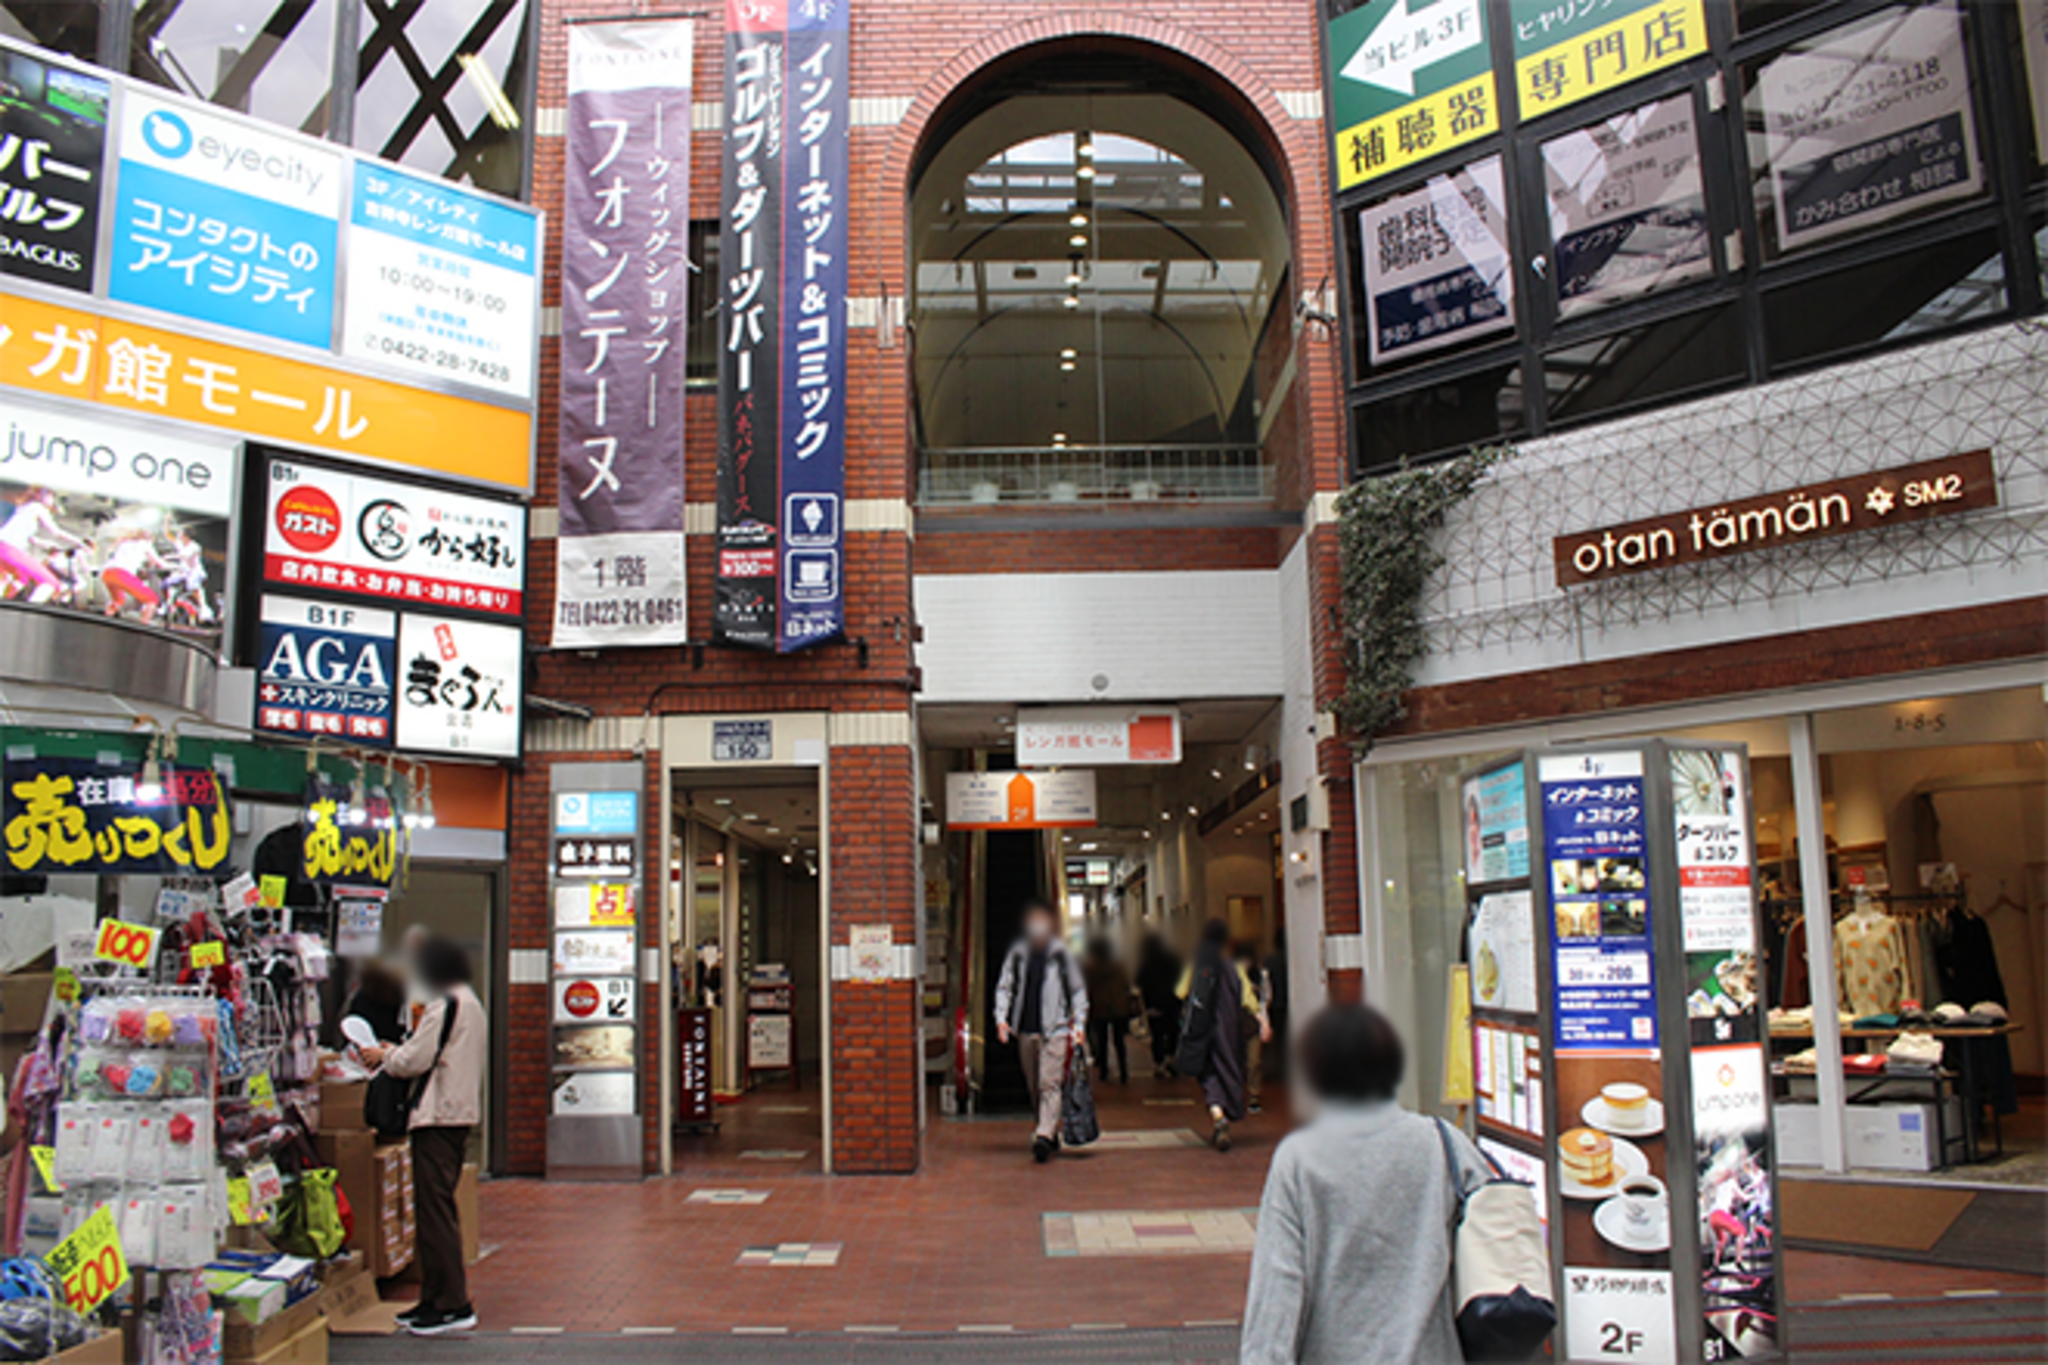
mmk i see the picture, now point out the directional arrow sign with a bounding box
[1340,0,1485,97]
[1325,0,1499,191]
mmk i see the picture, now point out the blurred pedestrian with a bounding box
[994,899,1088,1163]
[1240,1004,1488,1364]
[1177,919,1266,1151]
[1082,936,1134,1084]
[1136,933,1182,1077]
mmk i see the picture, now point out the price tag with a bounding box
[222,872,259,915]
[51,968,78,1006]
[226,1176,254,1226]
[258,875,287,909]
[188,941,226,969]
[93,919,160,969]
[43,1207,127,1314]
[247,1071,278,1116]
[29,1145,62,1193]
[248,1159,284,1210]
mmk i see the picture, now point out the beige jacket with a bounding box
[381,985,486,1129]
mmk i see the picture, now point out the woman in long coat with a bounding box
[1176,918,1266,1150]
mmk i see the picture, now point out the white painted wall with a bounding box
[1276,535,1328,1029]
[914,569,1284,702]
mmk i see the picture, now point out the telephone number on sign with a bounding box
[359,334,512,384]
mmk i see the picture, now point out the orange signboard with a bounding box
[0,291,530,492]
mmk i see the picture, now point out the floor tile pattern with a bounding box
[737,1243,843,1267]
[1041,1209,1259,1257]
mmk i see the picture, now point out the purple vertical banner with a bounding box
[552,19,695,649]
[714,0,785,649]
[776,0,848,650]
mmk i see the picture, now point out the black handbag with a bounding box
[1173,963,1217,1076]
[1061,1041,1100,1147]
[365,996,457,1140]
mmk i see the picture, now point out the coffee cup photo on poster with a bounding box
[1554,1052,1669,1268]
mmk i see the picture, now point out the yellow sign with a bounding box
[247,1071,277,1116]
[258,875,287,909]
[302,797,397,888]
[30,1145,61,1193]
[0,291,531,493]
[1514,0,1708,118]
[1336,73,1499,191]
[189,940,226,969]
[51,968,78,1006]
[44,1207,127,1314]
[591,883,636,929]
[4,762,231,876]
[1443,964,1475,1105]
[226,1176,254,1226]
[93,918,160,970]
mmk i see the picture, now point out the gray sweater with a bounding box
[1241,1101,1489,1365]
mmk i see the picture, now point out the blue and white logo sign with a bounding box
[109,90,342,349]
[555,790,640,835]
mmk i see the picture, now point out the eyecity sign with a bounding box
[1553,449,1997,587]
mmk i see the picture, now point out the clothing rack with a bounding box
[1763,889,1964,929]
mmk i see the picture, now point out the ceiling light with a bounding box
[457,52,521,131]
[1141,830,1152,840]
[1187,804,1200,816]
[1076,164,1096,180]
[1065,272,1082,286]
[1070,212,1088,227]
[1060,360,1075,372]
[1052,432,1067,444]
[1209,768,1223,781]
[1069,233,1087,248]
[1160,810,1171,821]
[783,852,794,864]
[1080,842,1098,852]
[1063,294,1079,308]
[713,797,733,806]
[1060,348,1076,359]
[766,825,782,834]
[741,812,760,821]
[1078,139,1095,159]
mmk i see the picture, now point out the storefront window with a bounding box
[128,0,335,137]
[1545,304,1745,426]
[354,0,532,198]
[1761,226,2006,371]
[1743,3,1987,261]
[1354,357,1527,474]
[1541,95,1712,317]
[1355,155,1516,373]
[0,3,96,63]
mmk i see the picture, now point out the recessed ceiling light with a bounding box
[713,797,733,806]
[1069,212,1088,227]
[741,813,760,821]
[1210,768,1223,780]
[1160,810,1171,820]
[1065,272,1082,286]
[1060,360,1075,371]
[766,825,781,834]
[1076,165,1096,180]
[1078,140,1095,159]
[1069,233,1087,248]
[1187,804,1200,816]
[1060,348,1076,359]
[1063,295,1079,308]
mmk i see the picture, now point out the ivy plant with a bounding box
[1336,444,1514,751]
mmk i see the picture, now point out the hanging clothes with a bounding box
[1935,905,2019,1117]
[1835,901,1908,1017]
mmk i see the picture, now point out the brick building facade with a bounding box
[511,0,1359,1176]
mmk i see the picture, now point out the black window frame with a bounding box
[1328,0,2047,478]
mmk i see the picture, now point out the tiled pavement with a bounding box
[385,1053,2044,1343]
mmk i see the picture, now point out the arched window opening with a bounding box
[912,82,1290,505]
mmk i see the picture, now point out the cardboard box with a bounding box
[53,1331,124,1364]
[314,1132,414,1277]
[223,1288,323,1362]
[318,1081,366,1133]
[0,972,53,1036]
[252,1316,328,1365]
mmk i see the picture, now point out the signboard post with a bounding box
[1508,741,1780,1364]
[546,763,643,1181]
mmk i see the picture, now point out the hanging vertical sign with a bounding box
[553,19,695,649]
[715,0,849,652]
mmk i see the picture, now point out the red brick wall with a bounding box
[825,744,921,1172]
[522,0,1355,1175]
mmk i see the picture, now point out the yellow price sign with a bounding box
[247,1071,277,1115]
[93,918,160,969]
[189,941,226,969]
[51,968,78,1006]
[29,1145,61,1193]
[258,875,287,909]
[226,1176,254,1226]
[44,1208,126,1314]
